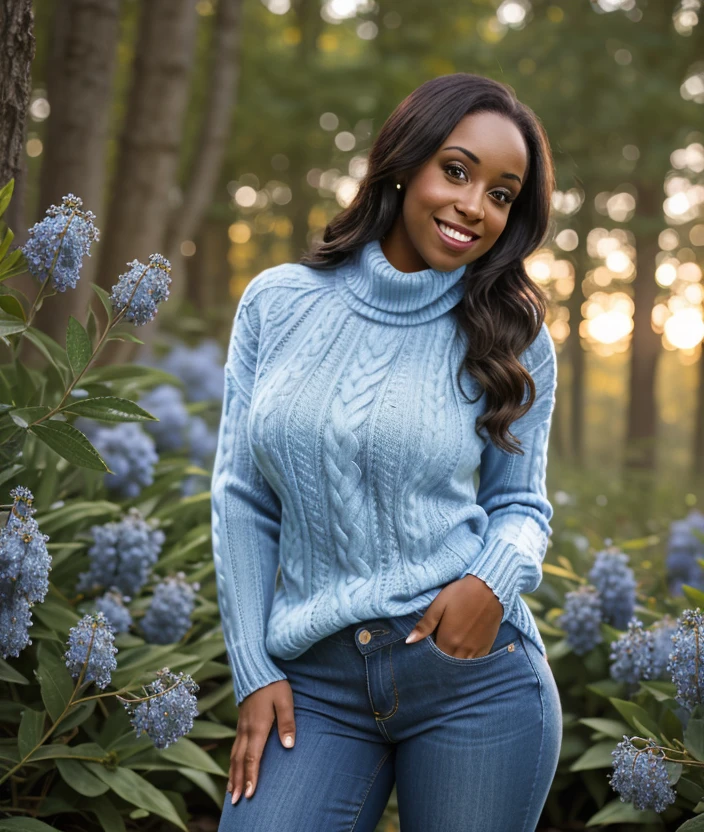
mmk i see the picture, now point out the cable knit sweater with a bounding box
[211,238,558,705]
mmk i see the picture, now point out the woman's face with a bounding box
[381,111,529,273]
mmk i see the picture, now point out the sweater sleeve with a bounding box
[211,286,287,706]
[460,328,558,623]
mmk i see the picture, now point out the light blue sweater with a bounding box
[211,238,557,705]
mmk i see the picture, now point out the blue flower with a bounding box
[86,422,159,498]
[158,339,225,403]
[648,617,677,680]
[588,548,637,630]
[76,507,165,598]
[140,572,199,644]
[95,590,133,634]
[557,584,603,655]
[64,611,118,689]
[187,415,218,466]
[608,736,676,813]
[109,253,171,326]
[0,596,33,660]
[6,485,36,528]
[138,384,190,452]
[22,194,99,291]
[123,667,199,749]
[667,608,704,710]
[666,511,704,596]
[609,618,654,685]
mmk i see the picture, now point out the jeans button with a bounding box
[358,629,371,645]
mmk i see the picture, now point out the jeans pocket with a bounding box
[425,620,521,666]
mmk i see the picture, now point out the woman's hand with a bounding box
[228,679,296,805]
[405,575,504,658]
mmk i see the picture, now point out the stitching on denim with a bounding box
[375,642,400,725]
[349,748,393,832]
[426,635,514,666]
[518,632,545,832]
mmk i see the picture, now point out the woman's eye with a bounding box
[492,191,514,205]
[445,163,466,180]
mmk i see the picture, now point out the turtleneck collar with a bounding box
[337,238,467,325]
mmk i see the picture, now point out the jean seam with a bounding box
[518,632,545,832]
[375,642,400,723]
[348,748,393,832]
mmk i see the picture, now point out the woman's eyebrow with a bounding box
[441,145,523,185]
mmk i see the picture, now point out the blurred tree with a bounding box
[0,0,35,234]
[30,0,122,344]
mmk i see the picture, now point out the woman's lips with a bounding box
[434,218,479,252]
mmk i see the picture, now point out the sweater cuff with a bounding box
[232,643,288,706]
[460,538,524,623]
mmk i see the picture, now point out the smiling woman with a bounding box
[212,72,560,832]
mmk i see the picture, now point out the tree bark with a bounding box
[164,0,244,312]
[625,184,662,471]
[0,0,35,231]
[31,0,121,344]
[96,0,198,365]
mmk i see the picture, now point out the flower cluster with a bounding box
[109,253,171,326]
[666,510,704,596]
[556,585,603,655]
[181,415,219,496]
[22,194,99,292]
[608,617,677,686]
[122,667,199,750]
[76,508,165,597]
[95,589,133,634]
[64,611,118,689]
[667,608,704,710]
[139,383,190,452]
[588,548,637,630]
[608,736,677,813]
[0,487,51,659]
[157,338,225,403]
[85,421,159,498]
[140,572,200,644]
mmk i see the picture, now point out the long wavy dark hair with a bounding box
[299,73,555,454]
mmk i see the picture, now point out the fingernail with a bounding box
[406,630,419,644]
[245,781,253,798]
[284,734,293,747]
[232,788,240,804]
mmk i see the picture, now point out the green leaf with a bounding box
[36,641,75,722]
[186,720,236,740]
[638,680,677,702]
[176,767,221,807]
[0,819,59,831]
[678,814,704,831]
[0,222,14,261]
[29,419,111,472]
[0,294,25,320]
[0,248,28,281]
[91,283,114,324]
[9,405,52,428]
[106,329,145,345]
[682,584,704,607]
[37,499,119,535]
[18,708,46,759]
[0,312,27,337]
[569,739,617,771]
[0,179,14,218]
[585,679,626,699]
[81,364,180,386]
[135,737,227,777]
[608,698,662,741]
[24,326,70,372]
[578,717,630,740]
[32,599,81,635]
[585,798,661,826]
[27,740,108,763]
[685,716,704,761]
[0,656,29,684]
[66,315,93,378]
[83,763,188,831]
[56,758,110,796]
[61,396,158,422]
[89,795,127,832]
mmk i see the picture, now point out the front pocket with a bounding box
[425,624,520,666]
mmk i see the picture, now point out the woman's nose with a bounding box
[455,187,485,220]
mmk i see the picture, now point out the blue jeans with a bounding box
[218,607,562,832]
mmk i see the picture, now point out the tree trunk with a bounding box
[96,0,198,365]
[164,0,244,314]
[0,0,35,230]
[31,0,121,345]
[625,184,662,471]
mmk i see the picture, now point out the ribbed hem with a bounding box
[460,538,525,624]
[232,643,288,706]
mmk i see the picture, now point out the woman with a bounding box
[212,72,562,832]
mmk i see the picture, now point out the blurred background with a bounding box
[2,0,703,487]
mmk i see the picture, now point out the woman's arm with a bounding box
[460,326,558,623]
[211,283,287,706]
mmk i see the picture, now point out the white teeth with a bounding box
[438,221,474,243]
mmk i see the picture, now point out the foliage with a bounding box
[0,180,231,830]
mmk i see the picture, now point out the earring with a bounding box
[396,183,402,190]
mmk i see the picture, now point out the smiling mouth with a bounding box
[434,218,480,244]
